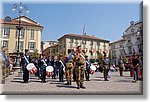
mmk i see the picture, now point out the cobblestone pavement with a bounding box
[2,71,142,95]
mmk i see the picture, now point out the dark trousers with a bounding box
[73,68,76,81]
[35,67,40,77]
[133,67,138,81]
[104,65,109,81]
[85,68,90,80]
[41,68,46,82]
[52,67,57,78]
[119,67,123,76]
[23,68,29,82]
[59,69,64,82]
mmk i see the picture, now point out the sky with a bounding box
[1,0,142,42]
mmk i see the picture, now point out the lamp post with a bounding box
[12,2,29,68]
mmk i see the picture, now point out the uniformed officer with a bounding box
[50,56,58,79]
[64,49,74,85]
[118,57,125,76]
[38,54,47,83]
[21,49,31,83]
[75,46,86,89]
[103,54,110,81]
[85,55,91,81]
[58,54,65,82]
[0,46,8,84]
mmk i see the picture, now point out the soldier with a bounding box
[0,46,8,84]
[118,57,125,76]
[38,54,47,83]
[50,56,58,79]
[85,55,91,81]
[75,46,86,89]
[132,55,139,83]
[58,54,65,82]
[102,54,110,81]
[64,49,74,85]
[21,49,31,83]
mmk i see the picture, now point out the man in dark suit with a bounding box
[21,49,31,83]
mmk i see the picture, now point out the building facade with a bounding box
[57,34,110,59]
[0,16,44,57]
[43,44,59,57]
[109,39,124,65]
[122,21,143,57]
[42,40,58,51]
[109,21,143,65]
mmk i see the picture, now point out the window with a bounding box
[82,40,86,44]
[128,40,131,43]
[53,49,55,53]
[3,27,10,37]
[70,38,74,43]
[16,29,25,39]
[2,40,8,48]
[97,42,100,46]
[90,41,93,45]
[120,49,123,55]
[75,39,79,44]
[120,44,123,48]
[29,42,35,51]
[15,41,23,51]
[137,37,141,41]
[112,50,116,59]
[128,46,132,54]
[103,43,106,48]
[4,16,11,22]
[70,43,73,48]
[31,29,34,40]
[75,39,79,46]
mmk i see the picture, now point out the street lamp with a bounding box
[12,2,29,69]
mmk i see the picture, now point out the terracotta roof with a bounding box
[1,16,44,28]
[58,33,110,42]
[110,39,124,44]
[43,43,59,51]
[44,40,59,43]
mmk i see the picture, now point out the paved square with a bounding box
[2,71,142,95]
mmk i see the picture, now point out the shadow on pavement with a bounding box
[13,77,23,80]
[94,76,104,78]
[30,80,42,83]
[90,78,104,82]
[56,84,77,89]
[10,80,25,83]
[114,80,132,83]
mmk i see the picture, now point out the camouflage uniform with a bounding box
[103,57,110,81]
[118,59,125,76]
[0,52,6,84]
[65,54,74,85]
[75,52,86,89]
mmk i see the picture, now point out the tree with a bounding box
[30,49,40,59]
[97,53,103,64]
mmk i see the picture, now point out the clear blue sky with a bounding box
[2,1,141,42]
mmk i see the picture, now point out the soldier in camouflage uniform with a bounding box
[103,54,110,81]
[75,46,86,89]
[64,49,74,85]
[0,46,7,84]
[118,57,125,76]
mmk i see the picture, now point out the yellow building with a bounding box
[43,44,59,57]
[57,34,110,59]
[0,16,44,57]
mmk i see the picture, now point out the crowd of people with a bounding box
[0,45,143,89]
